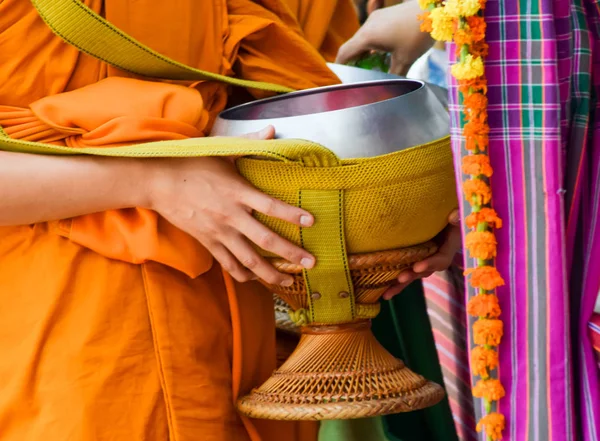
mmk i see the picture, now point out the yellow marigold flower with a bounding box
[472,378,506,401]
[418,0,435,10]
[476,413,505,440]
[429,7,455,42]
[451,54,484,80]
[444,0,481,17]
[470,346,499,377]
[472,318,503,346]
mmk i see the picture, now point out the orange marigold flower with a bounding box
[464,119,489,137]
[465,231,497,260]
[472,378,506,401]
[479,0,488,9]
[466,133,489,151]
[465,113,488,130]
[465,266,505,290]
[470,346,499,377]
[464,120,490,149]
[463,179,492,205]
[467,16,486,42]
[458,76,488,95]
[466,208,503,229]
[471,41,490,58]
[476,413,505,441]
[467,293,502,318]
[418,12,433,33]
[462,154,494,177]
[464,92,488,110]
[472,318,504,346]
[454,28,473,47]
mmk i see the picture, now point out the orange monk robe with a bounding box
[282,0,361,61]
[0,1,342,440]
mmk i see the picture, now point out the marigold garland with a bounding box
[419,0,505,439]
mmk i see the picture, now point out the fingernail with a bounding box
[300,215,312,227]
[281,278,294,287]
[398,274,409,283]
[301,257,314,269]
[449,210,460,225]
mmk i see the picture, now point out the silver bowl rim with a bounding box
[217,78,428,122]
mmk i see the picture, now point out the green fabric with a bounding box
[375,281,458,441]
[319,417,394,441]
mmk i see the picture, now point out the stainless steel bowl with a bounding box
[326,62,448,109]
[211,78,449,159]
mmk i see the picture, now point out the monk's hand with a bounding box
[146,126,315,286]
[335,1,434,76]
[382,209,461,300]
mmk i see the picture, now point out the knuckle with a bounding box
[261,269,284,285]
[262,197,277,216]
[257,231,275,249]
[241,255,259,269]
[285,248,302,263]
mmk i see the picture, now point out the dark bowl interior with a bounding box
[220,80,423,120]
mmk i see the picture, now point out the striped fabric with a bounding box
[590,314,600,371]
[423,266,477,441]
[428,0,600,439]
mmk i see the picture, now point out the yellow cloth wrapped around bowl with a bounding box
[239,136,456,255]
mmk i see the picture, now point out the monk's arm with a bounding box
[0,145,315,286]
[0,151,146,226]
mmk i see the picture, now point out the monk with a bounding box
[282,0,360,62]
[0,1,358,440]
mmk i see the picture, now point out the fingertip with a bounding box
[299,213,314,227]
[397,272,411,283]
[300,256,315,269]
[449,209,461,225]
[413,262,429,273]
[260,125,275,140]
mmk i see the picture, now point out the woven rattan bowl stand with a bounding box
[238,242,445,420]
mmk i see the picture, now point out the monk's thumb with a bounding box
[241,125,275,141]
[448,209,460,225]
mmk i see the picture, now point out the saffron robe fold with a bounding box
[0,0,354,440]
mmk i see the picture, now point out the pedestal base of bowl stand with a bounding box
[237,320,445,421]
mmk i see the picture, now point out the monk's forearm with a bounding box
[0,151,149,226]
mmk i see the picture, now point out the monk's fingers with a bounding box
[448,208,461,226]
[222,233,294,287]
[413,250,454,273]
[411,222,462,274]
[208,242,255,283]
[382,282,410,300]
[236,215,315,269]
[241,190,314,228]
[437,223,462,257]
[397,269,418,284]
[239,125,275,141]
